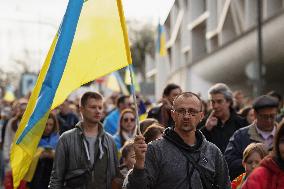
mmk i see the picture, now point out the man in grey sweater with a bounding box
[127,92,231,189]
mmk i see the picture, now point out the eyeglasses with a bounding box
[174,108,201,116]
[123,118,135,122]
[257,114,277,120]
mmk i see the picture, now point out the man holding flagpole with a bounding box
[128,92,230,189]
[49,91,120,189]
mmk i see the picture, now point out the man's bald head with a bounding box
[173,92,202,111]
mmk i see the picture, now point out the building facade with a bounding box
[148,0,284,99]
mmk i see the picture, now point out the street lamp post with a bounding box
[256,0,264,96]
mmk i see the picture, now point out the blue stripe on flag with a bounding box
[16,0,84,144]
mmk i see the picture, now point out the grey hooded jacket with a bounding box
[127,128,231,189]
[49,122,119,189]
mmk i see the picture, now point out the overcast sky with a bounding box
[0,0,174,73]
[123,0,174,23]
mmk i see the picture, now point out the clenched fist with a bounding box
[134,135,147,169]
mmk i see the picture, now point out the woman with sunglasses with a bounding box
[113,109,136,150]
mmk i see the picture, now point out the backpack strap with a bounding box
[177,147,217,189]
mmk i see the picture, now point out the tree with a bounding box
[128,21,155,80]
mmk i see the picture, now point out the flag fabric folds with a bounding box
[10,0,131,187]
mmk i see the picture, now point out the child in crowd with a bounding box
[112,141,135,189]
[139,118,158,134]
[242,122,284,189]
[119,141,135,178]
[143,123,164,144]
[231,143,268,189]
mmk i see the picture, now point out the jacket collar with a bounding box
[75,121,105,138]
[248,123,277,143]
[163,127,204,152]
[248,123,264,143]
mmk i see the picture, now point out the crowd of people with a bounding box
[0,82,284,189]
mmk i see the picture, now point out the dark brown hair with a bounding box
[139,118,158,134]
[116,95,130,107]
[239,106,253,118]
[80,91,103,107]
[121,140,134,159]
[163,83,181,97]
[273,122,284,160]
[47,113,59,134]
[143,123,165,144]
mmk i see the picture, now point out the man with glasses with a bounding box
[200,83,248,154]
[224,95,279,180]
[127,92,230,189]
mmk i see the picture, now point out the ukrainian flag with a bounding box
[10,0,131,187]
[157,23,167,56]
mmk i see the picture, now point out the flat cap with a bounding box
[252,95,279,111]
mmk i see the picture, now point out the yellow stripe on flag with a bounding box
[52,0,131,108]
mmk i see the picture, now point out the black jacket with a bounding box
[57,112,79,135]
[200,111,248,153]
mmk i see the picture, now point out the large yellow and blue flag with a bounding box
[10,0,131,187]
[156,23,167,56]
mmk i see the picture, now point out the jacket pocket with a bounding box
[64,169,91,188]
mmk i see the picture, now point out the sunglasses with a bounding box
[123,118,135,122]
